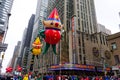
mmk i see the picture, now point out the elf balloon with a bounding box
[31,36,43,56]
[39,8,63,55]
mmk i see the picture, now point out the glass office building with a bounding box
[0,0,13,43]
[0,0,14,73]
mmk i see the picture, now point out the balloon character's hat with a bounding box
[47,8,61,22]
[33,37,41,44]
[43,8,62,30]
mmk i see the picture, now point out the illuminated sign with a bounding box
[75,64,95,69]
[50,63,95,71]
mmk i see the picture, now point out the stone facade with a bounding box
[107,32,120,65]
[78,32,113,67]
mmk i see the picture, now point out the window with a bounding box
[111,42,117,50]
[114,55,120,64]
[79,55,82,61]
[84,57,86,64]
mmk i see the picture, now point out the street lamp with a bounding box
[101,57,106,75]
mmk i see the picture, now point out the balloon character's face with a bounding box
[43,20,63,30]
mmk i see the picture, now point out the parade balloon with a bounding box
[39,8,63,55]
[44,29,61,44]
[17,65,22,72]
[31,48,41,55]
[31,37,42,56]
[6,67,13,73]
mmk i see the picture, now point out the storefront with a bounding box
[112,66,120,77]
[48,63,107,76]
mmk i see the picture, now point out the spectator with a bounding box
[23,74,29,80]
[13,75,18,80]
[37,74,42,80]
[94,76,99,80]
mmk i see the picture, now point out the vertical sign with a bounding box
[71,17,75,33]
[71,16,77,63]
[71,17,75,50]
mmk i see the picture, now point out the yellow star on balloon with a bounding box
[55,15,59,20]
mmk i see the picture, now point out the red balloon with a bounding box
[44,29,61,44]
[17,65,22,72]
[6,67,13,73]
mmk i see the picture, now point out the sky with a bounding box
[1,0,38,73]
[1,0,120,73]
[95,0,120,33]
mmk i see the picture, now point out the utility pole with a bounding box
[101,57,106,76]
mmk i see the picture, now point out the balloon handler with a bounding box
[39,8,63,55]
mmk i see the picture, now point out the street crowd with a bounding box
[1,73,120,80]
[34,74,120,80]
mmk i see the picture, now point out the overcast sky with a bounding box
[95,0,120,33]
[1,0,120,73]
[2,0,37,73]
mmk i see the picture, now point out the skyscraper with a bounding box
[10,41,21,71]
[0,0,13,43]
[31,0,48,41]
[47,0,98,65]
[97,23,111,35]
[18,14,35,71]
[29,0,48,72]
[45,0,113,74]
[0,0,14,73]
[29,0,112,74]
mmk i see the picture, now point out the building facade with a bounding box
[107,32,120,76]
[0,0,13,42]
[28,0,48,73]
[28,0,113,75]
[97,23,111,35]
[44,0,113,74]
[0,0,14,73]
[10,41,21,71]
[17,14,35,73]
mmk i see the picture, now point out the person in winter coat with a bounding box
[37,74,42,80]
